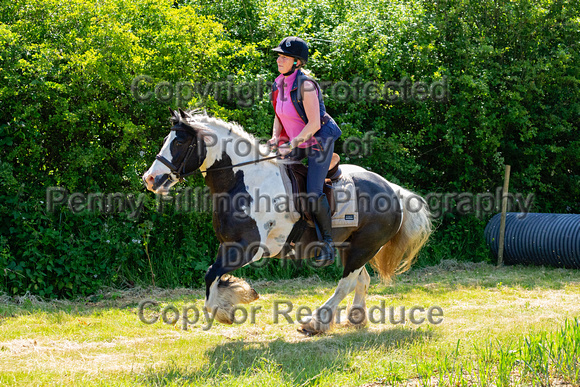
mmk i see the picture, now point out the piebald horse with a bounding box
[143,109,432,334]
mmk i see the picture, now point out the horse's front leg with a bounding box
[204,240,263,324]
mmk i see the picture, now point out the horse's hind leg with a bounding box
[299,266,364,335]
[299,241,382,335]
[345,266,370,328]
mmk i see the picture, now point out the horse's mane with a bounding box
[172,109,277,164]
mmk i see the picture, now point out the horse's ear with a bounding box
[179,108,188,119]
[169,108,179,123]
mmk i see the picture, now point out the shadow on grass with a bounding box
[137,326,435,386]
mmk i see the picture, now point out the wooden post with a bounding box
[497,165,511,267]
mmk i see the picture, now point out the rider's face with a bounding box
[277,54,297,75]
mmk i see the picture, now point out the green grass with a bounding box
[1,261,579,386]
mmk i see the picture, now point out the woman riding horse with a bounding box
[268,36,342,267]
[141,38,432,334]
[142,109,432,334]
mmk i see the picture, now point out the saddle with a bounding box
[286,153,342,221]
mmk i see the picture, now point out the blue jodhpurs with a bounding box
[287,138,335,198]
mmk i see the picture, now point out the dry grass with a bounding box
[0,261,579,386]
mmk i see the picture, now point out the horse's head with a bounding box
[142,108,210,194]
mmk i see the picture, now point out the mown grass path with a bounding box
[1,261,579,386]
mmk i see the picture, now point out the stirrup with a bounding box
[313,241,335,267]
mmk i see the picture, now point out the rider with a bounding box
[268,36,342,267]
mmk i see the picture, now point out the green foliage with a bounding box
[1,0,579,297]
[189,0,579,264]
[417,215,491,267]
[0,0,252,297]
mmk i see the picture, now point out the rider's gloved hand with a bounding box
[267,137,278,149]
[277,142,293,158]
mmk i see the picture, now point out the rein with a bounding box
[200,154,281,173]
[155,126,281,181]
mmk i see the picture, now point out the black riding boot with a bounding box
[310,195,335,267]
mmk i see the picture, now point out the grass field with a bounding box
[1,260,579,386]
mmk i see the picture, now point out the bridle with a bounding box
[155,125,281,182]
[155,125,201,181]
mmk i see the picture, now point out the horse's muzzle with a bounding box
[143,171,172,194]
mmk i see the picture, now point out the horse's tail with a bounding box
[369,184,432,282]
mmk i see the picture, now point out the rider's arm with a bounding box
[292,80,321,148]
[269,115,283,145]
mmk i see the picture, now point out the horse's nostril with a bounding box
[142,174,155,188]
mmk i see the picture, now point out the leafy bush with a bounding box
[190,0,579,264]
[0,0,251,297]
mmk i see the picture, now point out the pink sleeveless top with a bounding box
[275,72,318,148]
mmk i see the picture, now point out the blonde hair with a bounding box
[297,60,313,77]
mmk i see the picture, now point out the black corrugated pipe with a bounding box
[485,213,580,268]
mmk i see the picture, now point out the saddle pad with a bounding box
[330,172,358,228]
[279,163,359,228]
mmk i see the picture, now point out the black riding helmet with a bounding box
[272,36,309,63]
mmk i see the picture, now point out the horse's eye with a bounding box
[175,141,183,147]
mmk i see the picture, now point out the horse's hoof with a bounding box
[299,318,329,335]
[297,327,320,336]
